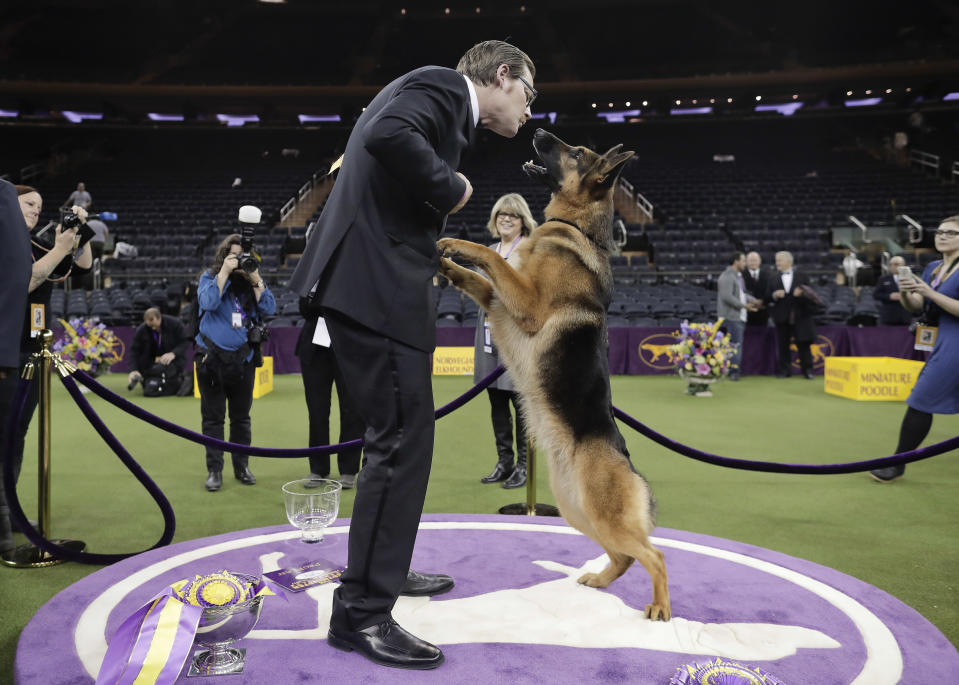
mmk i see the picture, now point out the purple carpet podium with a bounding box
[15,515,959,684]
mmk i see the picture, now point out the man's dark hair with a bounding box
[730,251,745,265]
[456,40,535,86]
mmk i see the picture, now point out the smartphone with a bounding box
[898,266,915,282]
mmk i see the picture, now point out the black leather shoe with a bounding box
[328,618,444,670]
[205,471,222,492]
[480,463,513,483]
[400,569,454,597]
[870,465,905,483]
[234,467,256,485]
[502,466,527,489]
[803,371,815,380]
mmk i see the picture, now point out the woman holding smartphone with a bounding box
[871,214,959,482]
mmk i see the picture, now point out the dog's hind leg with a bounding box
[577,549,633,588]
[627,540,671,621]
[438,257,494,309]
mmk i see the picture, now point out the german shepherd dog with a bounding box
[437,129,671,621]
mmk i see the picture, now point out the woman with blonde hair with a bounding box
[473,193,536,489]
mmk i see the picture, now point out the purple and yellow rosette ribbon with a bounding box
[95,570,283,685]
[669,657,785,685]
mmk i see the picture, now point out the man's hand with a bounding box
[127,370,142,384]
[772,289,786,300]
[158,352,176,365]
[890,292,901,302]
[793,287,803,297]
[449,173,472,215]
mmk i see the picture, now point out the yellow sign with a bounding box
[252,356,274,398]
[432,347,474,375]
[824,356,924,401]
[193,356,274,399]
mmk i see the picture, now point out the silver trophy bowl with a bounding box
[188,573,264,677]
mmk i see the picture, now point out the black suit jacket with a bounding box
[742,266,771,326]
[0,180,32,368]
[873,274,913,325]
[289,66,475,352]
[130,315,189,374]
[766,269,818,341]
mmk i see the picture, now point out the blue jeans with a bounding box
[726,320,745,377]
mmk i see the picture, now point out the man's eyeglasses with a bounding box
[497,212,521,221]
[934,229,959,238]
[516,74,537,108]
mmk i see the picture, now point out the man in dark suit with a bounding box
[289,40,536,670]
[873,255,914,326]
[0,179,34,553]
[127,308,190,394]
[766,251,819,379]
[743,251,771,327]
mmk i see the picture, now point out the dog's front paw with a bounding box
[644,602,671,621]
[577,572,610,589]
[437,237,461,258]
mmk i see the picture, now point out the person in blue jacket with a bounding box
[195,234,275,492]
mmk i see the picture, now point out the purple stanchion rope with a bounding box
[69,366,505,457]
[3,375,176,565]
[612,405,959,474]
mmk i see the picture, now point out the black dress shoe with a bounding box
[803,371,815,379]
[234,466,256,485]
[870,465,905,483]
[775,372,791,378]
[502,466,527,489]
[480,463,513,483]
[400,569,454,597]
[205,471,222,492]
[328,618,444,670]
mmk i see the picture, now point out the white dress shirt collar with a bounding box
[463,75,479,127]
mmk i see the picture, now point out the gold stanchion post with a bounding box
[497,440,559,517]
[1,330,86,568]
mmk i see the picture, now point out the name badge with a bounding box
[915,325,937,351]
[483,318,493,354]
[232,311,243,329]
[30,303,45,335]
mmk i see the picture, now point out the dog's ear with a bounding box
[593,150,635,193]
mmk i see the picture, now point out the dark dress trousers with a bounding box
[289,66,475,632]
[766,270,818,375]
[742,266,771,326]
[874,274,914,325]
[295,297,364,478]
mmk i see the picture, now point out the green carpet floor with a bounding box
[2,372,957,680]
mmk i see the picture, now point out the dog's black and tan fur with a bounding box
[437,129,671,621]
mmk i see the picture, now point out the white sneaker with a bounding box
[338,474,356,489]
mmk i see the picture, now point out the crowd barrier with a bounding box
[1,331,952,567]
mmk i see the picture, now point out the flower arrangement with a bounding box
[53,317,123,375]
[668,319,736,395]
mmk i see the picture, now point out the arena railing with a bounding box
[909,149,940,175]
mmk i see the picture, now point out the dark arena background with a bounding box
[1,1,958,683]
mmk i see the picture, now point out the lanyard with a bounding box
[496,235,522,261]
[931,257,959,290]
[231,295,247,320]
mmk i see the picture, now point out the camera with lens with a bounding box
[237,205,262,273]
[247,321,269,345]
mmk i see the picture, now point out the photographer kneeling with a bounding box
[195,234,275,492]
[128,307,189,396]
